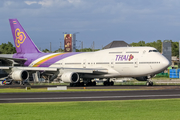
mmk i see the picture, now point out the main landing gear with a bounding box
[69,79,115,87]
[103,79,114,86]
[86,81,96,86]
[69,80,97,87]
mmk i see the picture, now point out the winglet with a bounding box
[9,19,41,54]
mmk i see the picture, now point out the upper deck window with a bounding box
[126,51,139,53]
[109,52,122,54]
[149,50,158,52]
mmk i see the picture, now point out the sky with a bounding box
[0,0,180,51]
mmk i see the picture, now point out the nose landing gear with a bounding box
[146,80,153,86]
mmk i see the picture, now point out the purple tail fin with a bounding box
[9,19,41,54]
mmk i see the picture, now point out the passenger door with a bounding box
[134,59,138,68]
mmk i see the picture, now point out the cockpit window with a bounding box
[149,50,158,52]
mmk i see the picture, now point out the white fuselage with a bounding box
[29,47,170,79]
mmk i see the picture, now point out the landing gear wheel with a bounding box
[149,81,153,86]
[110,81,114,86]
[103,81,107,86]
[86,81,96,86]
[146,82,150,86]
[92,81,96,86]
[103,81,114,86]
[146,81,153,86]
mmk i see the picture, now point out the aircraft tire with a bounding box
[146,82,150,86]
[104,81,113,86]
[92,81,96,86]
[146,81,153,86]
[110,81,114,86]
[103,81,107,86]
[150,82,153,86]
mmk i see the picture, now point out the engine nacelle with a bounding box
[61,72,79,83]
[135,76,148,81]
[11,70,29,81]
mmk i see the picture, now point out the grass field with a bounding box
[0,99,180,120]
[0,88,141,93]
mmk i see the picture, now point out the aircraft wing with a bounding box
[0,66,108,74]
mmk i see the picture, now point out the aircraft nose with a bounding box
[162,57,170,68]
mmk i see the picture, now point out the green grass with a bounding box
[1,99,180,120]
[152,77,171,80]
[115,82,146,85]
[0,88,141,93]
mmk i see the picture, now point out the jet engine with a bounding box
[11,70,29,81]
[61,72,79,83]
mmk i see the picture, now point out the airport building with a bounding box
[103,41,131,49]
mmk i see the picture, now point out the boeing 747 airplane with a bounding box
[0,19,170,86]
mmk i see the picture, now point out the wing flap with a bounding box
[59,68,108,74]
[16,67,57,71]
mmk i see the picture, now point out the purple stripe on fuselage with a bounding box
[13,52,81,67]
[13,53,51,66]
[38,52,80,67]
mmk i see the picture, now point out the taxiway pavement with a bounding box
[0,89,180,103]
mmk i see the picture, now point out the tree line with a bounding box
[0,40,179,57]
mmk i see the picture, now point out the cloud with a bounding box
[68,0,81,4]
[24,0,83,8]
[2,0,42,9]
[24,1,38,5]
[38,0,53,7]
[1,0,180,49]
[1,0,180,27]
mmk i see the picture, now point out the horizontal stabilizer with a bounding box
[0,57,27,62]
[0,54,27,62]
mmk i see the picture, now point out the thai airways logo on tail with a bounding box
[15,28,26,47]
[9,19,41,53]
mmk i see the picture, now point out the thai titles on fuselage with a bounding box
[115,54,134,61]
